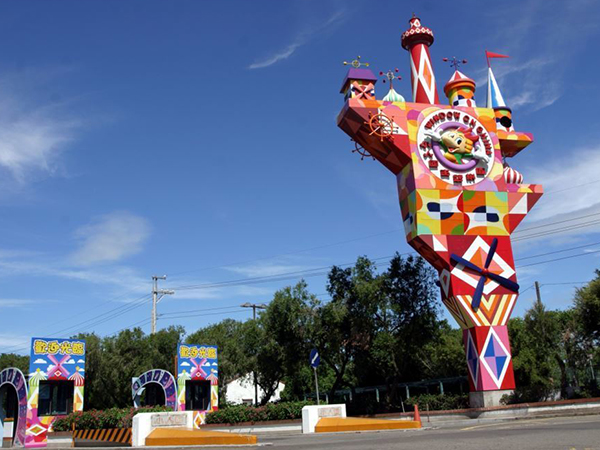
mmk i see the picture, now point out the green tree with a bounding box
[318,257,380,399]
[370,254,440,402]
[72,333,103,409]
[186,319,249,402]
[95,326,184,409]
[509,299,563,402]
[421,321,466,379]
[261,281,317,400]
[574,270,600,343]
[0,353,29,374]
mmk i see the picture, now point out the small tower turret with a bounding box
[485,52,514,132]
[340,56,378,101]
[401,15,440,104]
[442,58,475,108]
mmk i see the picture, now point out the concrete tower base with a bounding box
[469,390,513,408]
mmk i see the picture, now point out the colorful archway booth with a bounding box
[131,370,178,411]
[25,337,86,448]
[176,344,219,427]
[130,344,218,427]
[0,368,28,447]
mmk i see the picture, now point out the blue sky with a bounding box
[1,0,600,354]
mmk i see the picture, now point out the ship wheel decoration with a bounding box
[450,238,520,311]
[351,139,374,161]
[365,112,394,141]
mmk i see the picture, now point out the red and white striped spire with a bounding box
[401,15,440,105]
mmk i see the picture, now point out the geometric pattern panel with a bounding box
[445,294,517,328]
[450,236,516,296]
[463,326,515,392]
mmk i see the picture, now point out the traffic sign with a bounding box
[310,348,320,368]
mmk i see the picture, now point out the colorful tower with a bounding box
[401,15,440,104]
[445,71,476,108]
[487,66,514,132]
[340,57,378,101]
[337,16,543,407]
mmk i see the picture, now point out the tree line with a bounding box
[1,255,599,410]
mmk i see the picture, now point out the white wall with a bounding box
[225,374,285,405]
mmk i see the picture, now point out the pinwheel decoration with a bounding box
[450,238,520,311]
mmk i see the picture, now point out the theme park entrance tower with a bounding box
[337,15,542,407]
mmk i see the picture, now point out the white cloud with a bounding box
[180,361,190,367]
[70,211,152,266]
[65,358,75,365]
[526,148,600,222]
[508,147,600,247]
[248,43,302,70]
[482,1,599,113]
[226,261,310,278]
[77,359,85,364]
[248,9,347,69]
[0,298,35,308]
[0,70,81,186]
[33,358,47,364]
[0,334,30,354]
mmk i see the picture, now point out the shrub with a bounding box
[405,393,469,411]
[52,406,172,431]
[205,401,313,424]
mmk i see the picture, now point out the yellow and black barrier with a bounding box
[73,428,132,446]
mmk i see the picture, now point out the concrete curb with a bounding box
[209,400,600,434]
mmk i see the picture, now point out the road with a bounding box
[232,415,600,450]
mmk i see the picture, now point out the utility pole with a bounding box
[151,275,174,334]
[534,281,542,305]
[241,302,267,406]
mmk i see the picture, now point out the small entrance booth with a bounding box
[25,338,86,448]
[131,343,218,427]
[176,344,218,427]
[131,370,178,411]
[0,368,28,447]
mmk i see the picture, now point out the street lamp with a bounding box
[240,302,268,406]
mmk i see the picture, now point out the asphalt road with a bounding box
[226,415,600,450]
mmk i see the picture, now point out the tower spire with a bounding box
[443,57,476,108]
[401,15,440,104]
[487,63,514,132]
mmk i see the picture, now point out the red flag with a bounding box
[486,51,509,67]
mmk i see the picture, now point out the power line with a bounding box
[160,309,249,321]
[513,212,600,235]
[4,206,599,354]
[159,305,246,317]
[517,249,600,268]
[545,179,600,195]
[513,220,600,242]
[515,241,600,261]
[167,228,403,279]
[167,254,405,291]
[519,284,535,295]
[0,294,152,354]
